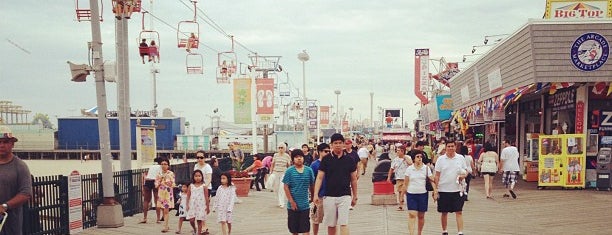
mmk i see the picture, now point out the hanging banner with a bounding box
[233,78,252,124]
[320,106,330,125]
[256,78,274,124]
[414,49,429,104]
[436,95,453,121]
[137,125,157,165]
[309,106,318,130]
[342,120,349,133]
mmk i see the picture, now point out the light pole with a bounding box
[334,89,341,133]
[348,107,353,132]
[298,50,310,145]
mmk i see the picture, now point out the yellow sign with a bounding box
[538,134,586,188]
[544,0,612,19]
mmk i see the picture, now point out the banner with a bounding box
[233,78,252,124]
[256,78,274,124]
[414,49,429,104]
[544,0,611,19]
[136,126,157,165]
[308,106,318,130]
[320,106,330,125]
[436,95,453,121]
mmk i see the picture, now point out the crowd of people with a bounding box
[0,122,522,235]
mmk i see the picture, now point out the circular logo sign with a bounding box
[571,32,609,71]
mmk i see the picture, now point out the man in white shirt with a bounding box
[434,140,468,235]
[499,139,520,199]
[387,145,413,211]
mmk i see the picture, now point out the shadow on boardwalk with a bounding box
[82,159,612,235]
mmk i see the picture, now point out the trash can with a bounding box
[372,160,394,195]
[596,148,612,191]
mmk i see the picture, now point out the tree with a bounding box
[31,113,54,129]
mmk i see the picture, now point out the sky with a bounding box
[0,0,547,131]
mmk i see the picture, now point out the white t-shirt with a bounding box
[390,156,411,180]
[194,163,213,189]
[357,147,369,159]
[464,155,474,174]
[501,146,520,172]
[404,164,432,194]
[434,154,468,192]
[145,165,161,180]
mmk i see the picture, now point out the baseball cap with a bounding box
[345,139,353,145]
[0,126,18,142]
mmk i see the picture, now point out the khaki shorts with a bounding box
[395,179,406,195]
[310,202,324,224]
[323,195,351,227]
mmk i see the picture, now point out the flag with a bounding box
[592,82,607,95]
[549,82,574,95]
[608,82,612,96]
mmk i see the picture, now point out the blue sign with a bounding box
[571,32,609,71]
[436,95,453,121]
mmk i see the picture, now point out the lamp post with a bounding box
[298,50,310,145]
[348,107,353,132]
[334,89,341,133]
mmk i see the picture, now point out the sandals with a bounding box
[161,227,170,233]
[138,218,147,224]
[175,231,181,234]
[397,206,404,211]
[201,229,210,235]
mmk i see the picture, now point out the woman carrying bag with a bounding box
[404,150,437,235]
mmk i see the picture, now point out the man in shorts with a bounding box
[313,133,358,235]
[499,138,520,199]
[434,140,468,235]
[309,143,330,235]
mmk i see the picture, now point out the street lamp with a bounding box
[334,89,341,133]
[348,107,354,133]
[298,50,310,145]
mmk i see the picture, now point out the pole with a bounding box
[117,18,132,171]
[302,60,308,145]
[370,92,374,128]
[88,0,117,208]
[152,67,158,117]
[336,94,339,133]
[251,75,257,155]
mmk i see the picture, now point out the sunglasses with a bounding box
[160,163,169,165]
[278,147,285,149]
[415,155,423,158]
[322,150,330,153]
[197,156,205,159]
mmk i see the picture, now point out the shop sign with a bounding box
[487,68,503,93]
[600,110,612,131]
[492,108,505,122]
[570,32,609,71]
[436,95,453,121]
[545,0,610,19]
[548,88,576,111]
[575,101,585,133]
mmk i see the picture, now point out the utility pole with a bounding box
[89,0,123,228]
[116,17,132,171]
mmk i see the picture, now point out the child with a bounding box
[215,172,236,235]
[186,170,210,235]
[176,183,194,234]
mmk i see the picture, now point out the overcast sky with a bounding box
[0,0,546,131]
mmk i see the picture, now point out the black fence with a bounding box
[21,154,266,234]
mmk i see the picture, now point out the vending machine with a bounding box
[538,134,586,189]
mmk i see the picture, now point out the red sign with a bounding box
[320,106,330,125]
[576,101,584,133]
[255,79,274,115]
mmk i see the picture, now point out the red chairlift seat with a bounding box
[177,21,200,49]
[111,0,141,19]
[137,30,160,62]
[75,0,104,22]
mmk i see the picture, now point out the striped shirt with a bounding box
[282,166,315,211]
[272,153,291,173]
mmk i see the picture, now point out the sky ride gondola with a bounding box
[74,0,103,22]
[216,36,237,84]
[137,11,160,64]
[111,0,141,20]
[177,1,200,52]
[186,53,204,74]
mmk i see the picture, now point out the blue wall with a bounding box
[58,117,182,150]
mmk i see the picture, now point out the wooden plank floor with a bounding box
[81,159,612,235]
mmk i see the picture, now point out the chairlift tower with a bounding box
[248,54,282,152]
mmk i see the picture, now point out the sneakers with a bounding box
[509,190,517,199]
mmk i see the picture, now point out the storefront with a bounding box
[449,19,612,181]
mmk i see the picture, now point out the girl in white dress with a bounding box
[215,172,236,235]
[176,184,195,234]
[186,170,210,235]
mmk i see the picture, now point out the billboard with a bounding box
[320,106,330,125]
[545,0,611,19]
[256,78,274,124]
[414,49,430,104]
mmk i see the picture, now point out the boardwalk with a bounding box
[82,160,612,235]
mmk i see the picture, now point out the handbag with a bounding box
[425,168,434,192]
